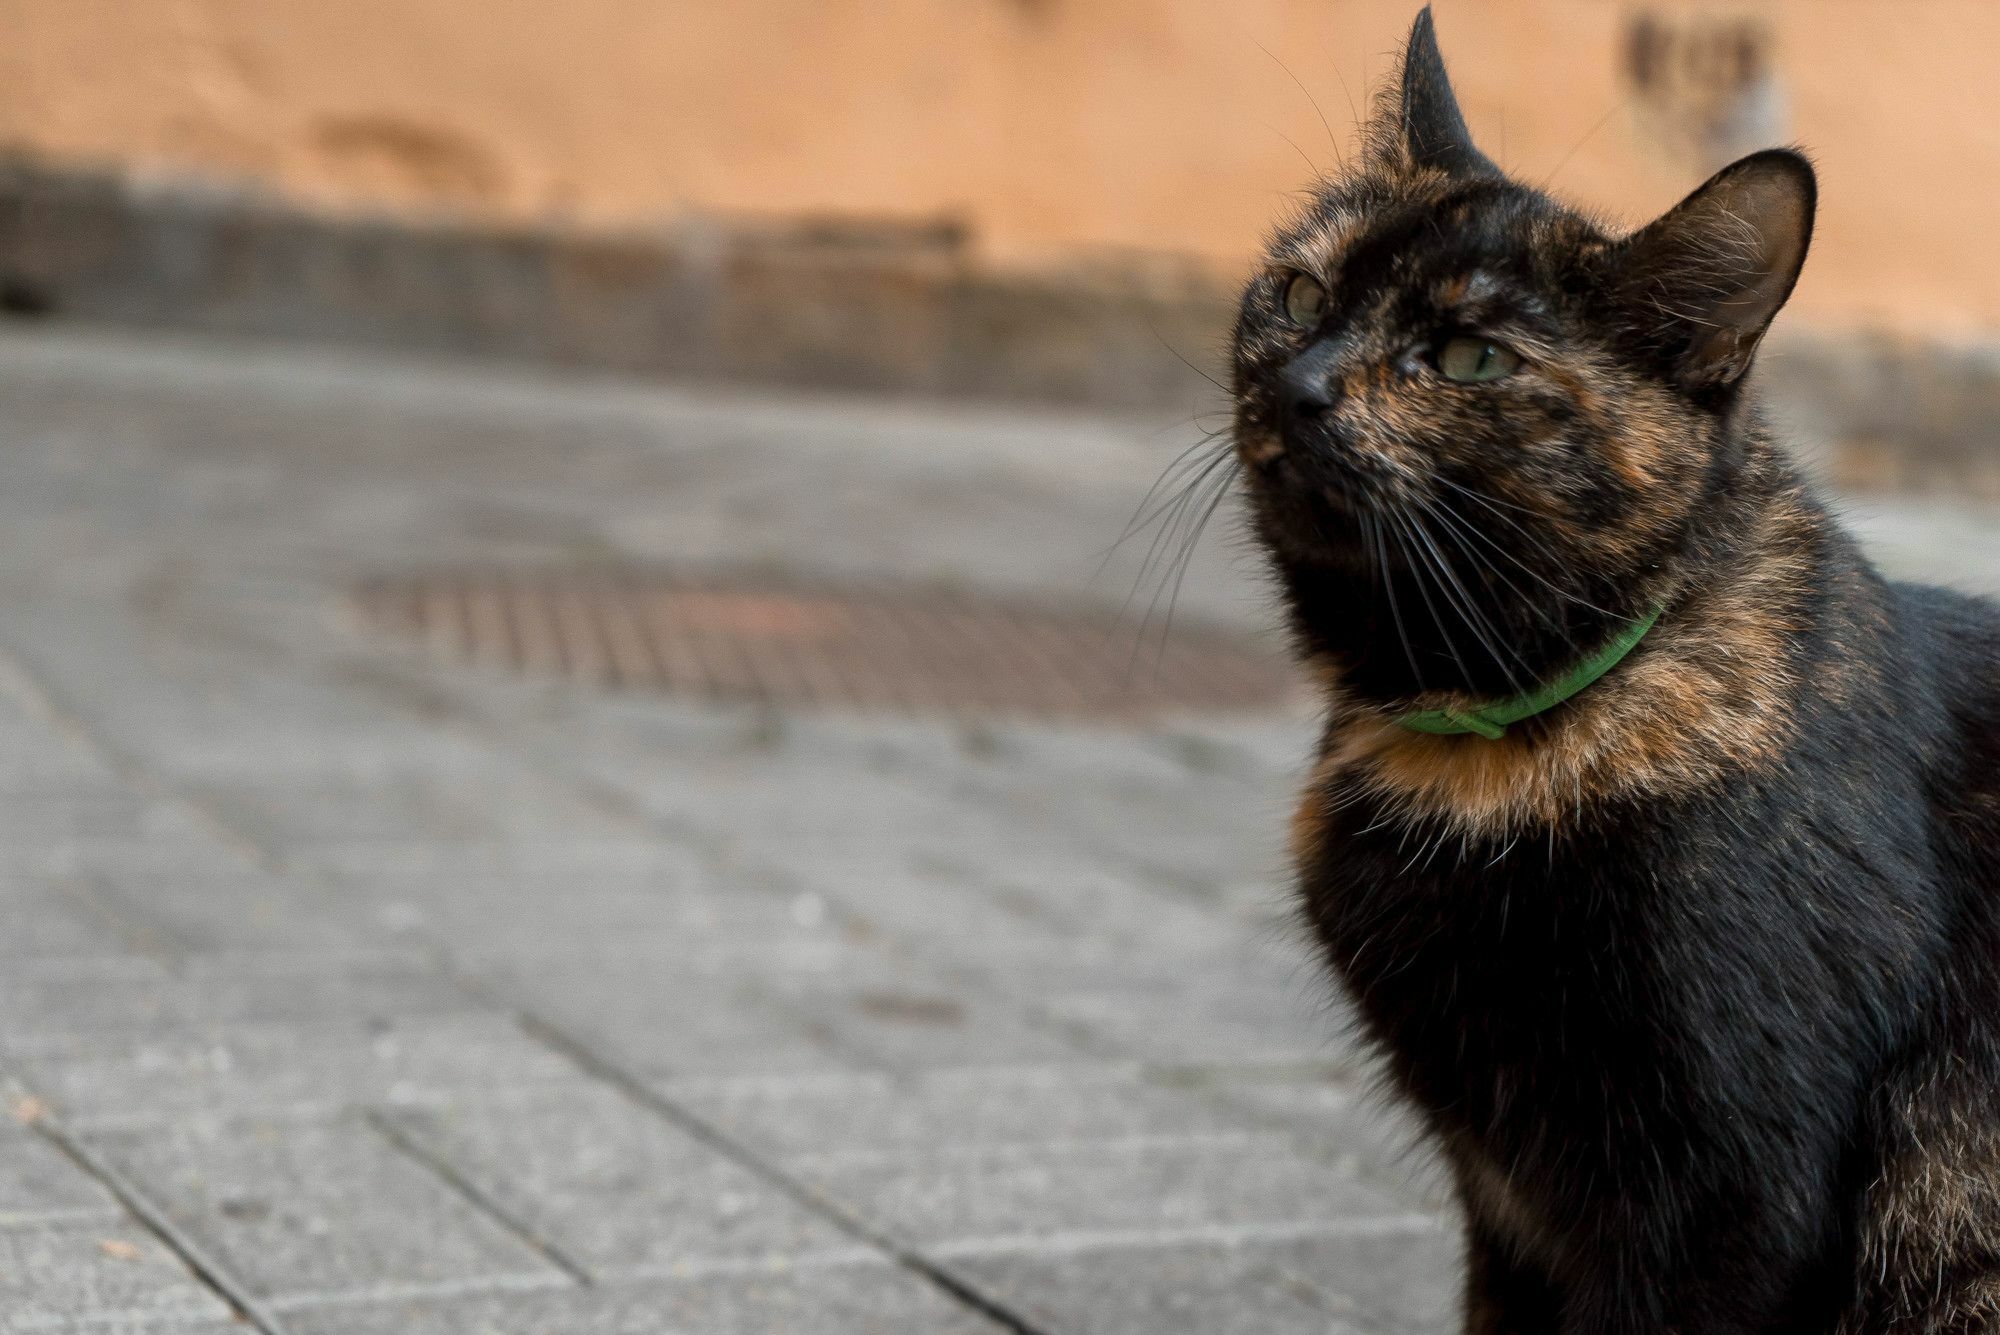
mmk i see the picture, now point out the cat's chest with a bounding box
[1321,886,1636,1109]
[1298,806,1663,1120]
[1302,835,1664,1264]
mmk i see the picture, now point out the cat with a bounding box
[1233,9,2000,1332]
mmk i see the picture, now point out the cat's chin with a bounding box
[1242,463,1385,562]
[1247,498,1377,576]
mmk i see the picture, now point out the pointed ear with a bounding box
[1615,148,1816,389]
[1368,7,1496,177]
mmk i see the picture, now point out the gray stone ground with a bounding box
[0,327,1991,1335]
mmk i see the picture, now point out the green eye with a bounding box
[1282,273,1328,327]
[1436,336,1521,383]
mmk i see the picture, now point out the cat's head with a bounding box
[1232,7,1814,703]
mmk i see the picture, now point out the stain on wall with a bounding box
[1625,9,1785,174]
[308,115,509,210]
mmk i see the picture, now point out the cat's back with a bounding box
[1875,578,2000,1015]
[1894,579,2000,858]
[1840,579,2000,1333]
[1897,577,2000,685]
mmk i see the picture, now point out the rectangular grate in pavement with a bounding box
[349,571,1300,722]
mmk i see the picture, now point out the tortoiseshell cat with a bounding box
[1237,10,2000,1332]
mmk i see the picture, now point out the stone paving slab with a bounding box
[0,1124,122,1224]
[951,1229,1460,1335]
[953,1241,1362,1335]
[1014,966,1351,1069]
[482,958,866,1080]
[0,878,139,960]
[660,1065,1254,1164]
[1260,1231,1465,1333]
[0,951,482,1039]
[77,1113,571,1307]
[2,1015,583,1130]
[789,1135,1427,1255]
[376,1084,875,1281]
[279,1262,1013,1335]
[2,1323,243,1335]
[0,1217,235,1332]
[754,965,1095,1074]
[0,326,1985,1331]
[68,867,369,956]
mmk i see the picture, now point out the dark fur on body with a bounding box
[1234,11,2000,1331]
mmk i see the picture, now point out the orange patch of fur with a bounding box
[1308,492,1823,837]
[1237,427,1284,467]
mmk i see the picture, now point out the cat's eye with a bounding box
[1281,273,1328,327]
[1436,336,1521,384]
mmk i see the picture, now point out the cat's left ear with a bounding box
[1369,7,1496,177]
[1614,148,1817,389]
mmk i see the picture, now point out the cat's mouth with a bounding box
[1243,454,1394,569]
[1240,430,1417,568]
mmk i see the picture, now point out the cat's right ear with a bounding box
[1613,148,1817,390]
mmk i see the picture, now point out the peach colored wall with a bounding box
[0,1,1987,334]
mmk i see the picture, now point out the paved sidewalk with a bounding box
[0,328,1989,1334]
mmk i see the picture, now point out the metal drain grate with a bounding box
[350,571,1298,720]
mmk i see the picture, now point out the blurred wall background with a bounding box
[1,0,1986,330]
[0,1,1994,489]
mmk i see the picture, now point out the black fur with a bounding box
[1234,10,2000,1331]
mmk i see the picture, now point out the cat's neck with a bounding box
[1295,461,1857,837]
[1276,417,1795,704]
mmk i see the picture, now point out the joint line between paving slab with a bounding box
[60,869,208,963]
[0,1204,127,1229]
[361,1107,597,1287]
[258,1270,576,1315]
[505,1008,1055,1335]
[31,1115,291,1335]
[0,636,286,878]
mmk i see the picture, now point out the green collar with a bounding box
[1393,605,1664,740]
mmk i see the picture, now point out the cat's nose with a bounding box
[1282,373,1335,422]
[1279,343,1342,427]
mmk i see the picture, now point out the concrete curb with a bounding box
[0,155,1991,494]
